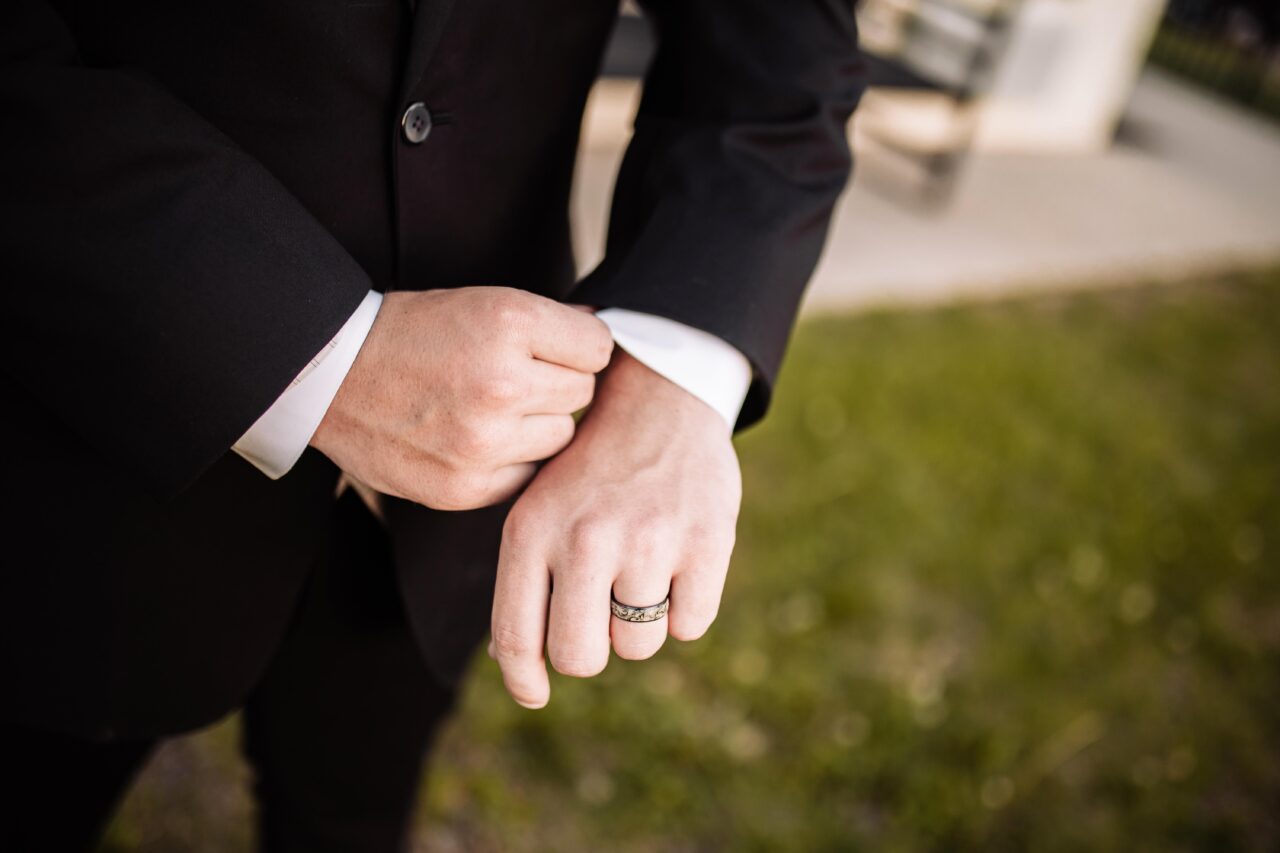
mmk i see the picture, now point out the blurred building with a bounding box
[857,0,1169,155]
[580,0,1280,310]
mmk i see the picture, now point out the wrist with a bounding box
[593,308,751,429]
[592,349,732,439]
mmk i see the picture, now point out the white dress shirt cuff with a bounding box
[595,308,753,429]
[233,296,748,483]
[232,289,383,479]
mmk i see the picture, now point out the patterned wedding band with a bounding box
[610,593,670,623]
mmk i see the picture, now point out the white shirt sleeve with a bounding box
[232,288,383,479]
[232,293,751,482]
[595,308,753,429]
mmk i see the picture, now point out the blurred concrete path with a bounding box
[572,68,1280,313]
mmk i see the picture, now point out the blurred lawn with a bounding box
[107,269,1280,852]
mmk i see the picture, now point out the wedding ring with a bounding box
[610,592,670,623]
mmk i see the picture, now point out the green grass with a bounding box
[107,269,1280,851]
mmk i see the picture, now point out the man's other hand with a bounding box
[490,349,742,709]
[310,287,613,510]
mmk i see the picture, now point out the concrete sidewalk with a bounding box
[572,68,1280,314]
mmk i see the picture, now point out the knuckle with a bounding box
[502,509,538,549]
[571,376,596,410]
[548,416,576,450]
[629,516,668,560]
[490,295,532,334]
[454,420,502,462]
[491,625,538,660]
[567,519,612,560]
[479,372,524,407]
[555,409,578,435]
[586,322,615,370]
[550,649,607,678]
[669,615,713,643]
[685,519,733,562]
[435,471,488,510]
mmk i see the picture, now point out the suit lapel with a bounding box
[397,0,461,104]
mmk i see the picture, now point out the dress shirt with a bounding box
[232,292,752,480]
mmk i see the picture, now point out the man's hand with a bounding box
[310,287,613,510]
[490,349,742,708]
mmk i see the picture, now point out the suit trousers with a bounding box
[2,486,464,852]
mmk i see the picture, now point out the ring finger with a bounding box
[610,563,672,661]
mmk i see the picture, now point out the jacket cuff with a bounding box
[233,289,383,478]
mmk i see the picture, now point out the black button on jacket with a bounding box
[0,0,867,738]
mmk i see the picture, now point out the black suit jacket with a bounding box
[0,0,866,739]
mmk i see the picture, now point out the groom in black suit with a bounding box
[0,0,865,848]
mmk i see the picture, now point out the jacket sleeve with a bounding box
[571,0,867,432]
[0,0,373,500]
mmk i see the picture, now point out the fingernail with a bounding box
[516,696,548,710]
[487,639,495,659]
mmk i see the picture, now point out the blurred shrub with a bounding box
[1150,16,1280,120]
